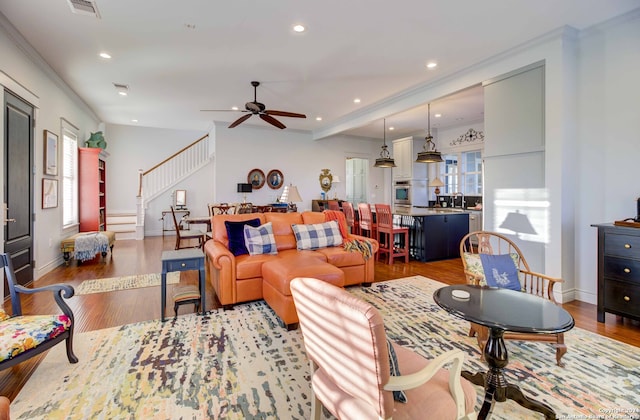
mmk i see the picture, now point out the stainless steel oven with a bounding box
[394,180,428,208]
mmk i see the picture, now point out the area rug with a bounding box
[75,271,180,295]
[11,276,640,419]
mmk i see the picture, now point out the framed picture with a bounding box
[267,169,284,190]
[248,168,265,190]
[42,178,58,209]
[44,130,58,176]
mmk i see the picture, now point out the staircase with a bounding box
[136,133,212,239]
[107,213,137,240]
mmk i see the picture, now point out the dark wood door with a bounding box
[4,90,34,287]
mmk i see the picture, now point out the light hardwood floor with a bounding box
[2,235,639,401]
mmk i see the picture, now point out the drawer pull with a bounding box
[181,263,186,267]
[624,296,630,302]
[624,243,631,249]
[624,268,631,274]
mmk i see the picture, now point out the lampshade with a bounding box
[374,118,396,168]
[237,183,252,193]
[332,175,341,184]
[280,184,303,203]
[429,177,444,187]
[416,103,443,163]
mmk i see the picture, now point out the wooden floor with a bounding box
[2,235,639,401]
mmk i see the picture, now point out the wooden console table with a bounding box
[160,209,189,236]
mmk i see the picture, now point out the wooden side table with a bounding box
[161,248,205,322]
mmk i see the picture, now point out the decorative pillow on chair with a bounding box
[386,338,408,403]
[479,253,521,291]
[463,252,520,286]
[225,218,261,256]
[243,222,278,256]
[292,221,343,250]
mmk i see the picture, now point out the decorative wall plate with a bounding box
[267,169,284,189]
[248,168,265,190]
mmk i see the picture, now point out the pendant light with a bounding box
[415,103,443,163]
[374,118,396,168]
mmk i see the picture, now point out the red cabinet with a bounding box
[78,147,106,231]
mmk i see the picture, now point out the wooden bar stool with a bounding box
[172,284,201,318]
[357,203,377,239]
[374,204,409,264]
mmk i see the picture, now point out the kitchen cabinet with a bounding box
[468,210,482,234]
[592,223,640,322]
[391,136,428,180]
[395,212,469,261]
[79,147,106,231]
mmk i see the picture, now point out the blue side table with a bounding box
[161,248,205,322]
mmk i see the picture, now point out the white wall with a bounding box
[0,22,99,282]
[574,11,640,304]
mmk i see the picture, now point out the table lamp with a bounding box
[429,177,444,207]
[237,183,252,203]
[331,175,341,199]
[280,184,303,212]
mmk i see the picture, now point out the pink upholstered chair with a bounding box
[290,277,477,420]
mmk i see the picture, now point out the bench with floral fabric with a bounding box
[0,253,78,370]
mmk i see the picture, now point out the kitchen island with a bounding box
[393,209,469,262]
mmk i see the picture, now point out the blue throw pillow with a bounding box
[479,253,521,291]
[386,339,408,403]
[225,218,261,256]
[291,221,343,250]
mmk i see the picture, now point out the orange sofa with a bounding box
[204,211,378,327]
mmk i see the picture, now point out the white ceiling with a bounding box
[1,1,638,140]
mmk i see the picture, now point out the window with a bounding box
[438,149,482,195]
[62,125,78,227]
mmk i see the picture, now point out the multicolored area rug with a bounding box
[75,271,180,295]
[11,276,640,419]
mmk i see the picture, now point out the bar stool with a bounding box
[357,203,377,239]
[374,204,409,264]
[341,201,359,235]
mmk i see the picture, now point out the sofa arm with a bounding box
[203,240,238,305]
[204,240,235,269]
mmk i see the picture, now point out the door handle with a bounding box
[4,205,16,224]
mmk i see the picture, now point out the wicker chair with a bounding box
[460,231,567,366]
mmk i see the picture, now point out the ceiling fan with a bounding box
[201,81,306,129]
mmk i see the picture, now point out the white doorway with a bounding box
[346,157,368,204]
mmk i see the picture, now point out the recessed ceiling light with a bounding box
[113,83,129,96]
[293,24,305,33]
[315,116,322,121]
[131,119,138,123]
[231,106,239,111]
[99,52,111,59]
[118,91,128,96]
[434,113,442,118]
[389,126,395,131]
[426,62,437,69]
[353,98,361,104]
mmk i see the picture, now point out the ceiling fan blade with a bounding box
[200,109,247,112]
[228,114,252,128]
[265,110,307,118]
[260,114,286,129]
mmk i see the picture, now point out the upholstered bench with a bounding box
[262,256,345,329]
[60,231,116,265]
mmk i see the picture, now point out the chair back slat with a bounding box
[341,202,355,227]
[358,203,373,230]
[327,200,341,211]
[374,204,393,229]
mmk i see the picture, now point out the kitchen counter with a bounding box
[392,210,469,262]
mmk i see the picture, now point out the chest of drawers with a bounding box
[592,224,640,322]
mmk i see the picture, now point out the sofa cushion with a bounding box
[265,212,303,251]
[244,222,278,256]
[315,246,364,267]
[292,221,343,250]
[0,314,71,362]
[225,218,261,256]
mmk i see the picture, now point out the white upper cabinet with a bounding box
[391,136,428,180]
